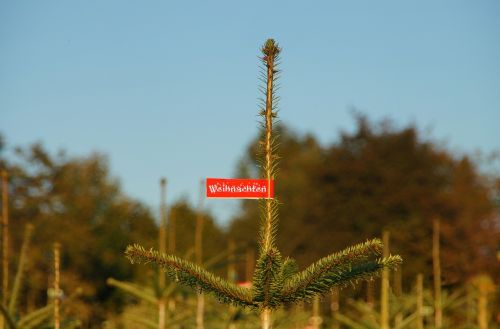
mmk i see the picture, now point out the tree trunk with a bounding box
[261,309,271,329]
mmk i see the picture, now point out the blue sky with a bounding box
[1,1,499,224]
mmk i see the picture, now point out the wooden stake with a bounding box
[478,287,488,329]
[380,230,390,329]
[159,178,167,261]
[416,274,424,329]
[261,309,271,329]
[195,179,205,329]
[473,275,494,329]
[53,243,61,329]
[167,194,176,313]
[168,203,176,255]
[433,218,442,329]
[1,170,9,304]
[158,178,167,329]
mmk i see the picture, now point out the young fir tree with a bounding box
[125,39,402,328]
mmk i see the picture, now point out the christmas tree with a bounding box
[125,39,402,329]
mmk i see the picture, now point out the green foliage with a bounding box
[280,240,398,303]
[251,246,284,307]
[126,244,255,307]
[126,39,401,313]
[0,303,18,329]
[335,285,476,329]
[9,224,34,316]
[0,223,55,329]
[107,246,252,328]
[335,297,424,329]
[108,300,191,329]
[106,278,159,304]
[16,304,53,329]
[126,242,401,309]
[0,224,81,329]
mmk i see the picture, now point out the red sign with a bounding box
[206,178,274,199]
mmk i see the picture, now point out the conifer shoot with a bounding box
[125,39,402,328]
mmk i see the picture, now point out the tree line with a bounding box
[0,115,498,326]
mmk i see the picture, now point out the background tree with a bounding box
[0,142,158,326]
[230,115,499,286]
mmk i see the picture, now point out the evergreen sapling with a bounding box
[125,39,402,327]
